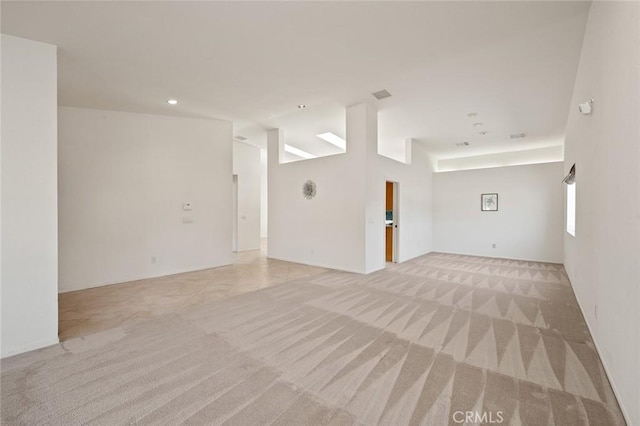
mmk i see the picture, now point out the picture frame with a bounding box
[481,193,498,211]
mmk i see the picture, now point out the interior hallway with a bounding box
[58,240,327,341]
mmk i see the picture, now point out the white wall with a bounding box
[1,35,59,357]
[267,105,368,272]
[58,107,233,292]
[562,2,640,424]
[437,145,563,172]
[260,149,268,239]
[366,136,434,272]
[376,150,434,264]
[233,141,261,251]
[268,103,433,274]
[433,162,564,263]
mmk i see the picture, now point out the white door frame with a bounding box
[232,174,238,253]
[392,181,399,263]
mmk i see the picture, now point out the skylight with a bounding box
[317,132,346,150]
[284,144,316,159]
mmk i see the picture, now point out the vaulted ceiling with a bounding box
[2,1,590,161]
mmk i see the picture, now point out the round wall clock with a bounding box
[302,180,317,199]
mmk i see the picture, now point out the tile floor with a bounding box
[58,240,327,341]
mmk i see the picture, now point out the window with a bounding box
[567,183,576,236]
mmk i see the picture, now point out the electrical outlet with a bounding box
[492,243,496,249]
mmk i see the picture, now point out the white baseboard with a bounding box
[431,249,563,264]
[236,247,260,252]
[58,261,234,294]
[265,254,365,274]
[1,337,60,359]
[568,277,631,425]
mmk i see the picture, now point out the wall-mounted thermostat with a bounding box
[183,202,192,211]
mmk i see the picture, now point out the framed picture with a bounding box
[481,193,498,211]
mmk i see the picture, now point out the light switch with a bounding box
[183,203,192,211]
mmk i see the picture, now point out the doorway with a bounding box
[385,181,398,263]
[232,174,238,253]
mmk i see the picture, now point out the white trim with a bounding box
[58,261,234,293]
[1,337,60,359]
[397,250,434,265]
[236,247,261,253]
[265,255,366,274]
[568,276,631,425]
[431,250,563,265]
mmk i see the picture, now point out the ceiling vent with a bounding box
[234,135,248,141]
[372,89,392,100]
[456,142,470,147]
[510,133,526,139]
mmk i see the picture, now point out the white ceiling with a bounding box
[268,102,346,159]
[2,1,590,161]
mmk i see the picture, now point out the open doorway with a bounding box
[385,181,398,263]
[232,174,238,253]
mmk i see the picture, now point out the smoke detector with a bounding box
[510,133,527,139]
[456,142,470,147]
[372,89,392,100]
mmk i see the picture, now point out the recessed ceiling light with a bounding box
[167,99,178,105]
[317,132,346,150]
[479,131,488,135]
[473,122,483,127]
[467,112,478,117]
[234,135,248,141]
[298,104,307,109]
[284,144,315,159]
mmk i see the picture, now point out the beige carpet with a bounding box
[1,253,625,425]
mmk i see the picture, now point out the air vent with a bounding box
[372,89,392,100]
[456,142,470,147]
[234,135,248,141]
[510,133,527,139]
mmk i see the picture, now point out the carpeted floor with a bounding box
[1,253,625,425]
